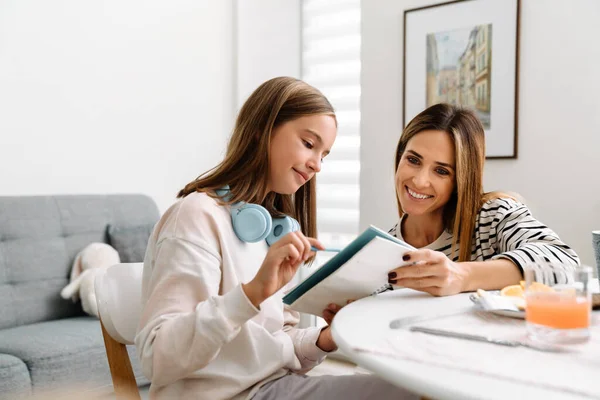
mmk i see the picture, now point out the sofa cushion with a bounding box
[0,316,149,394]
[0,353,31,399]
[0,194,159,329]
[108,223,155,263]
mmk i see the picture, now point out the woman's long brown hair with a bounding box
[394,103,511,262]
[178,76,336,240]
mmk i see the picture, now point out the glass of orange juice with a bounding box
[525,265,592,344]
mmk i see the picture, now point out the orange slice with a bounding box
[528,282,554,293]
[500,284,524,298]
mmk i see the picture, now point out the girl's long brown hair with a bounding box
[178,76,336,240]
[394,103,511,262]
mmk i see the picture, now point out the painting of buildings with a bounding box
[426,24,492,128]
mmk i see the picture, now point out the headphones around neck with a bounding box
[215,186,300,246]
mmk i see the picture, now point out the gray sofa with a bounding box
[0,195,160,398]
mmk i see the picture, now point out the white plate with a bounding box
[489,309,525,319]
[469,293,525,319]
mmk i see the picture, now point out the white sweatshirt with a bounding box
[134,192,329,400]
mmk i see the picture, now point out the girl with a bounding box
[387,103,579,296]
[135,77,415,400]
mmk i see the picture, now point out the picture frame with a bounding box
[403,0,520,159]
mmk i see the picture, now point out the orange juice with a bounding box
[526,293,590,329]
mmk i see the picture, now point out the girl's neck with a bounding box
[401,211,445,248]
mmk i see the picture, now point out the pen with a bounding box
[310,246,342,253]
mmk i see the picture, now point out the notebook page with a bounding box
[289,236,411,316]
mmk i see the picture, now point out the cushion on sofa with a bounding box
[0,353,31,400]
[0,317,149,394]
[107,223,155,263]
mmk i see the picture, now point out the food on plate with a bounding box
[500,284,524,298]
[528,282,555,293]
[500,281,554,298]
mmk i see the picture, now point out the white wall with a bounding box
[234,0,311,325]
[0,0,234,212]
[361,0,600,266]
[235,0,301,108]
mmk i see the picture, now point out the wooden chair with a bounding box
[95,263,144,400]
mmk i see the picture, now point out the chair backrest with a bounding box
[96,262,144,344]
[95,262,144,400]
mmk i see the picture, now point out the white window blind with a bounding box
[301,0,361,251]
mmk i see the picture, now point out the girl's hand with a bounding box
[321,300,354,325]
[316,326,337,352]
[387,249,470,296]
[317,301,353,352]
[243,231,324,307]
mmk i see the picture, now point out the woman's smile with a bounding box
[406,186,433,200]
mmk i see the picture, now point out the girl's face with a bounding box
[268,115,337,194]
[395,130,456,219]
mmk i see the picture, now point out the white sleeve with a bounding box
[282,305,330,373]
[134,236,260,388]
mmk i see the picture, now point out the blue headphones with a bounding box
[216,186,300,246]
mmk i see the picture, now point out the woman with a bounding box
[387,103,579,296]
[135,77,415,400]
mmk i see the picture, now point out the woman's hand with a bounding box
[243,231,324,308]
[387,249,470,296]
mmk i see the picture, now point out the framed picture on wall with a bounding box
[403,0,520,159]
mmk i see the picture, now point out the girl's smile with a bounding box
[293,168,309,183]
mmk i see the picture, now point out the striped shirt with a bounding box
[388,197,580,285]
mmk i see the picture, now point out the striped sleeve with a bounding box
[484,198,580,284]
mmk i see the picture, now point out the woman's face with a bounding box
[395,130,456,219]
[267,115,337,194]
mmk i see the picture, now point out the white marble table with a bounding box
[331,285,600,400]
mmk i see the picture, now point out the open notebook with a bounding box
[283,225,415,316]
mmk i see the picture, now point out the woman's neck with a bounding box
[401,212,445,248]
